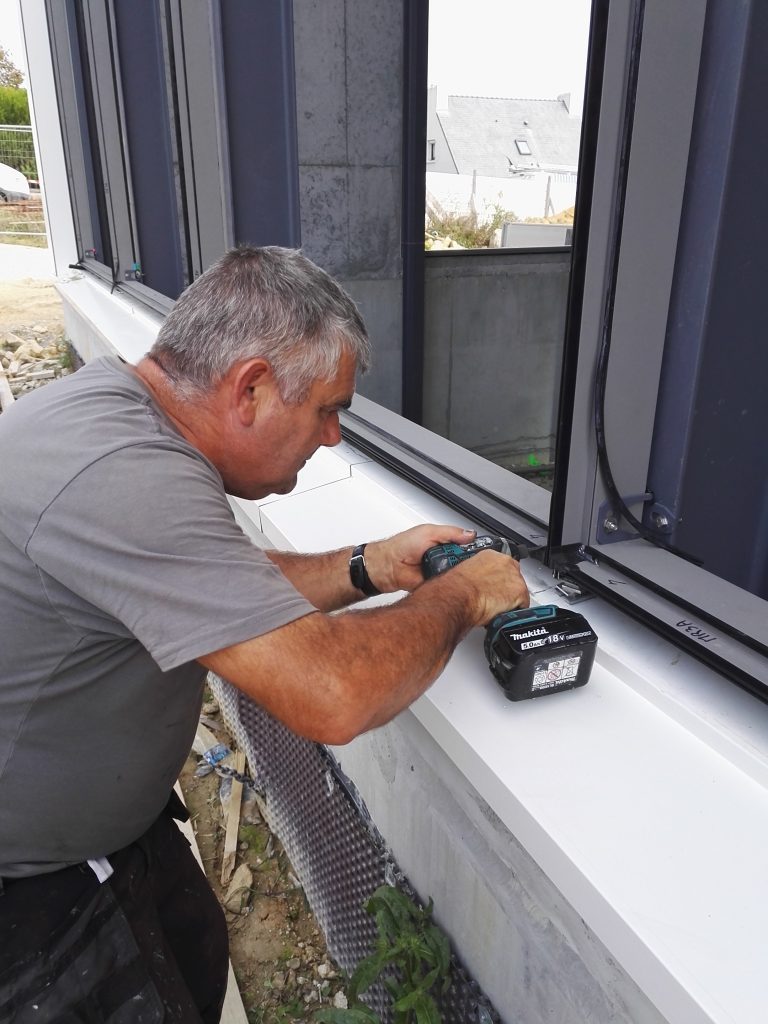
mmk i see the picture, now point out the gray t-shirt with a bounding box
[0,357,315,877]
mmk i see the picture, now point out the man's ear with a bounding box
[229,358,275,426]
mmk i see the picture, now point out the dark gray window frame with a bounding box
[549,0,768,701]
[46,0,300,301]
[46,0,768,701]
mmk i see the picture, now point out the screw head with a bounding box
[651,511,669,530]
[603,516,619,533]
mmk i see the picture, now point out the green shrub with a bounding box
[315,885,451,1024]
[426,201,517,250]
[0,86,30,126]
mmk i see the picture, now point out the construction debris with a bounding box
[0,325,75,404]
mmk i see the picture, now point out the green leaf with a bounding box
[349,952,388,999]
[425,924,451,978]
[383,977,402,1000]
[412,993,442,1024]
[314,1008,380,1024]
[392,987,424,1012]
[366,886,415,934]
[421,965,441,992]
[368,901,399,943]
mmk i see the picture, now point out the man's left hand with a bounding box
[365,524,479,594]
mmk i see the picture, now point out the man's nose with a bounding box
[321,412,342,447]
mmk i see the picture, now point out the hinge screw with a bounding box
[603,516,619,533]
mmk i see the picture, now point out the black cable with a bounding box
[593,0,650,539]
[592,0,699,566]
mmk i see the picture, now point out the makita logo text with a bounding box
[513,627,548,641]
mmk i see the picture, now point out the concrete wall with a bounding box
[292,0,404,411]
[423,249,571,471]
[334,714,666,1024]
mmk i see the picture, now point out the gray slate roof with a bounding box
[438,95,581,177]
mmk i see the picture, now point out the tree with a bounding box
[0,45,24,89]
[0,85,29,125]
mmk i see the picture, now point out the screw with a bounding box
[603,516,619,533]
[651,511,669,530]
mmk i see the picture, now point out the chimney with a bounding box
[558,90,583,118]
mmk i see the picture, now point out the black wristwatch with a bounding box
[349,543,381,597]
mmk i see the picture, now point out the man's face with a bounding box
[229,350,357,500]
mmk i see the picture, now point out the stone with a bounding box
[333,992,348,1010]
[223,862,253,912]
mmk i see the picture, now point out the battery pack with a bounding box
[484,605,598,701]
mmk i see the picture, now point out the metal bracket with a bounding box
[549,546,595,604]
[123,263,143,282]
[596,492,652,544]
[554,574,593,604]
[645,501,676,534]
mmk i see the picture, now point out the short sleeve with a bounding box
[26,442,316,669]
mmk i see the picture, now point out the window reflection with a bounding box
[422,1,591,490]
[426,0,590,253]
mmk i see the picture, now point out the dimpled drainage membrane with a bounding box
[210,675,500,1024]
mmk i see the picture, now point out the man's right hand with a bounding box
[437,548,529,627]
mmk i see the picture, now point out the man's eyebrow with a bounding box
[327,396,353,411]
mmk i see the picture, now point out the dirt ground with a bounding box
[179,698,347,1021]
[0,278,66,331]
[1,276,344,1022]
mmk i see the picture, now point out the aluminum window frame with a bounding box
[548,0,768,701]
[45,0,300,300]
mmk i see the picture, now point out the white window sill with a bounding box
[235,445,768,1024]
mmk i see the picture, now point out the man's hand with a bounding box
[445,548,529,626]
[363,524,478,594]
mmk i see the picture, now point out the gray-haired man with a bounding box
[0,246,527,1021]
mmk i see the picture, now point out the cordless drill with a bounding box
[422,536,597,701]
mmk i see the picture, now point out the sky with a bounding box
[1,5,26,86]
[2,1,593,106]
[428,0,592,113]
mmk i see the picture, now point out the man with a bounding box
[0,246,528,1021]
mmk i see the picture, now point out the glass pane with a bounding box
[426,0,591,252]
[422,0,592,490]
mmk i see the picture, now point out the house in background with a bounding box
[426,85,581,229]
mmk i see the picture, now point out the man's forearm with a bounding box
[200,568,482,744]
[266,547,363,611]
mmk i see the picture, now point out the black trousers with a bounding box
[0,794,229,1023]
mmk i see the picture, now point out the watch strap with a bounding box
[349,543,381,597]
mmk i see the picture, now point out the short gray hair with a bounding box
[149,246,371,403]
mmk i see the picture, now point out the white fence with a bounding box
[0,125,46,242]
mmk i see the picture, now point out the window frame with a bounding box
[45,0,768,703]
[45,0,300,301]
